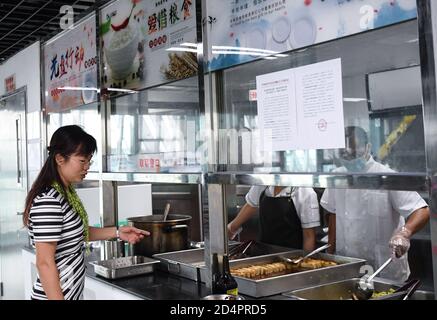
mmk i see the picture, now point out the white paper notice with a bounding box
[256,69,298,151]
[256,58,345,151]
[295,58,345,150]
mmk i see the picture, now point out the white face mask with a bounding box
[339,157,367,172]
[338,144,370,172]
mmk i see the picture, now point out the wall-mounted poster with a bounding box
[44,15,98,113]
[101,0,197,90]
[206,0,417,71]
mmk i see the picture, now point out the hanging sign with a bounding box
[43,15,98,113]
[206,0,417,71]
[100,0,197,91]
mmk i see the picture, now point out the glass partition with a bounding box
[46,102,100,172]
[108,76,202,172]
[223,182,433,290]
[215,20,425,175]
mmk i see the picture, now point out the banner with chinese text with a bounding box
[206,0,417,71]
[43,15,98,113]
[101,0,197,90]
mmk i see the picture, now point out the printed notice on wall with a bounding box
[256,69,298,151]
[256,58,345,151]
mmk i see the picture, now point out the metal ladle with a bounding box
[352,257,393,300]
[280,243,331,264]
[162,203,171,222]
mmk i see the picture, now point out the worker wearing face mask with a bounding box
[321,126,429,282]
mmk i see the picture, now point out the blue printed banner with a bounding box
[206,0,417,71]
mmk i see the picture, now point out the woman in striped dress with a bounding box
[23,125,149,300]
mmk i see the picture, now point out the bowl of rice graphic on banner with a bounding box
[105,24,139,80]
[288,10,317,49]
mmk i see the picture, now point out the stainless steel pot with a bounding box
[127,214,191,256]
[102,238,125,260]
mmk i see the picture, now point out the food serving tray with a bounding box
[229,251,366,298]
[282,277,403,300]
[153,242,293,283]
[89,256,160,279]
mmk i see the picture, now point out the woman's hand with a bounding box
[119,226,150,244]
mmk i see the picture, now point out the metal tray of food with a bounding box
[228,251,366,298]
[152,242,294,283]
[89,256,160,279]
[282,277,403,300]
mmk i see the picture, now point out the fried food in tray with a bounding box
[300,258,338,269]
[230,257,338,280]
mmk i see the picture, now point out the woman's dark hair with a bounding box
[23,125,97,226]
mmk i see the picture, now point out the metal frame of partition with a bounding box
[417,0,437,298]
[35,0,437,298]
[202,2,437,298]
[206,172,429,191]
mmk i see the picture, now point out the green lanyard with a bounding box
[52,181,90,252]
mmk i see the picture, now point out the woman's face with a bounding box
[56,153,93,185]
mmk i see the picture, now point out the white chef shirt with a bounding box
[245,186,320,229]
[320,156,428,282]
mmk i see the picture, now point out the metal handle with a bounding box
[368,257,393,282]
[167,260,181,273]
[15,117,22,185]
[163,203,171,221]
[303,243,331,259]
[162,224,188,233]
[402,279,421,300]
[170,224,188,230]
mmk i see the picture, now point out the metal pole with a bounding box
[417,0,437,299]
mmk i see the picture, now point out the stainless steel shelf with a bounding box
[93,172,204,184]
[85,171,429,191]
[206,172,429,191]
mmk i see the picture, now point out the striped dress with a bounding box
[28,187,85,300]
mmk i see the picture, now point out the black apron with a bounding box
[258,189,303,249]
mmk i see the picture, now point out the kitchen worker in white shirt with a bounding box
[321,126,430,282]
[227,186,321,252]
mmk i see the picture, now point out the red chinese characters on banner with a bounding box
[138,157,161,172]
[4,74,16,93]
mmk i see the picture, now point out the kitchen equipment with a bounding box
[395,279,421,300]
[201,294,245,300]
[280,243,330,264]
[283,278,402,300]
[153,242,293,282]
[102,238,125,260]
[89,256,160,279]
[352,257,393,300]
[229,240,254,259]
[190,241,204,249]
[230,251,366,298]
[163,203,171,221]
[402,281,421,300]
[128,214,191,256]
